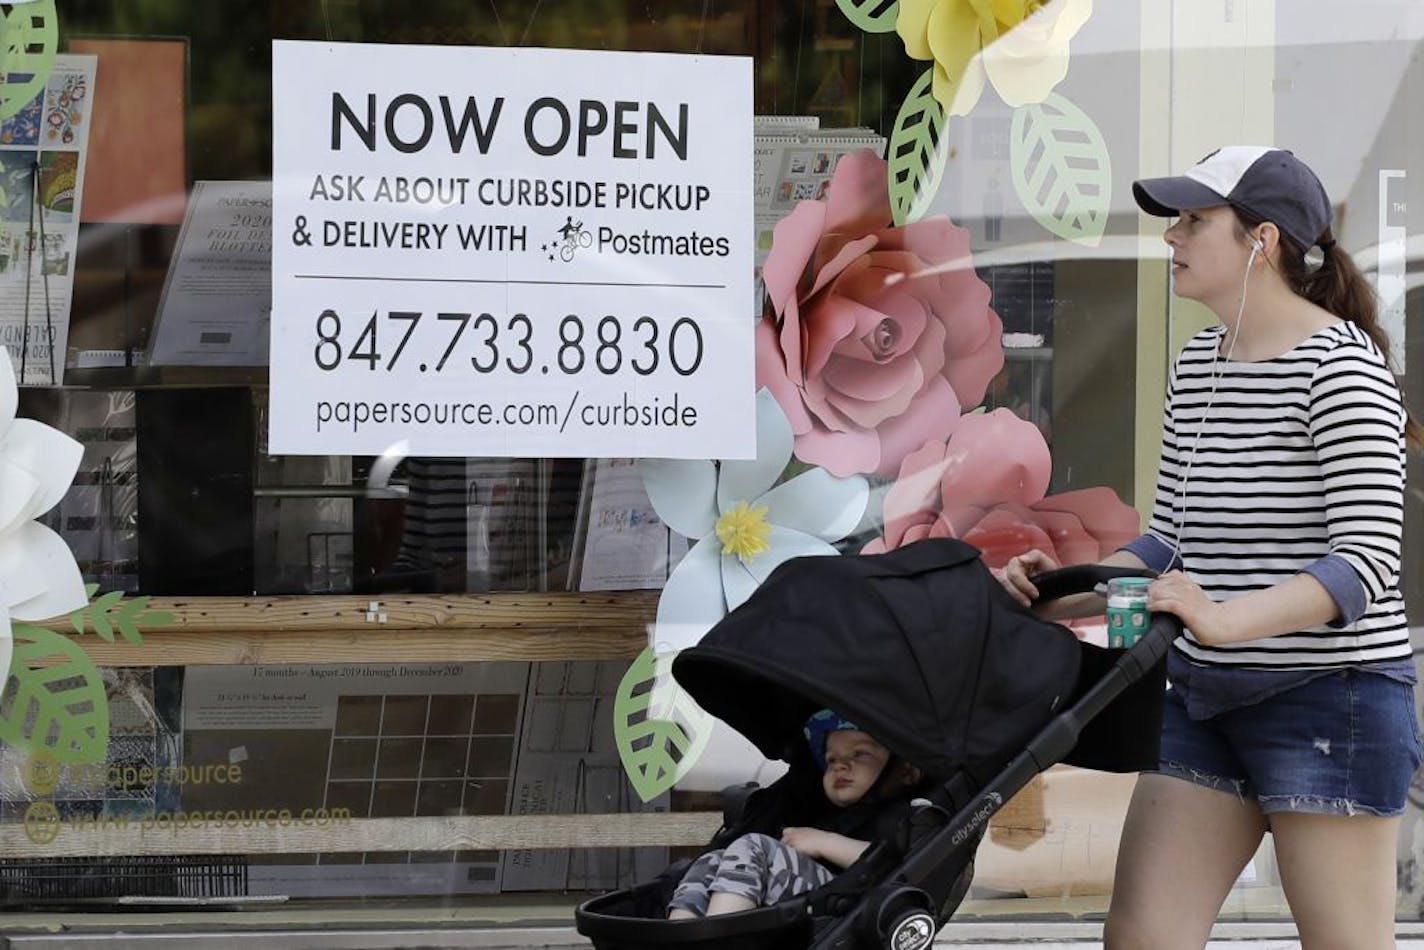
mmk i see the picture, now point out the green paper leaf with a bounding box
[93,590,125,611]
[68,590,170,644]
[90,609,114,643]
[835,0,901,33]
[1010,93,1112,247]
[70,584,105,634]
[139,610,175,630]
[613,648,715,802]
[73,589,124,642]
[887,67,949,226]
[115,600,145,645]
[0,624,109,764]
[0,1,59,122]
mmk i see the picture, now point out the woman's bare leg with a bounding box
[1104,774,1267,949]
[1270,812,1399,950]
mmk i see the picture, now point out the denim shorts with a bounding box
[1159,661,1423,817]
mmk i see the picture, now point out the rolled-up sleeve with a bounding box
[1129,370,1184,569]
[1305,340,1406,624]
[1119,533,1179,573]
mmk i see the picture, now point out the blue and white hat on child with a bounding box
[803,708,861,771]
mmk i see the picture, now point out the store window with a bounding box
[0,0,1420,940]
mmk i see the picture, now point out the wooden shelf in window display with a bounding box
[37,592,659,666]
[0,812,723,859]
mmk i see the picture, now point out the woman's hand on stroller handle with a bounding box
[996,549,1154,620]
[1144,570,1224,643]
[995,549,1058,607]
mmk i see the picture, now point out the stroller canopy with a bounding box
[673,539,1086,781]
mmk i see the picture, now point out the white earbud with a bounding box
[1246,237,1262,270]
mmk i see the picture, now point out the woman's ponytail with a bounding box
[1236,209,1424,451]
[1303,243,1424,450]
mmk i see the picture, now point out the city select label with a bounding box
[270,41,754,458]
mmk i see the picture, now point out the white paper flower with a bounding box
[0,348,87,691]
[640,388,870,654]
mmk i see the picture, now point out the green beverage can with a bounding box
[1106,577,1152,648]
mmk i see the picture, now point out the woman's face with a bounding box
[822,729,890,807]
[1162,204,1255,305]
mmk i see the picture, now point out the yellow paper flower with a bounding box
[715,502,771,564]
[897,0,1093,116]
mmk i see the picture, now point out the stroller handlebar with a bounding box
[1026,562,1178,683]
[1112,609,1179,684]
[1026,563,1157,604]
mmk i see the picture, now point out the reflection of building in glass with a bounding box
[983,175,1004,243]
[0,0,1418,933]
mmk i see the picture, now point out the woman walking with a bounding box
[1000,146,1421,949]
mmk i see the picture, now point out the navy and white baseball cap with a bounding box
[1133,146,1333,251]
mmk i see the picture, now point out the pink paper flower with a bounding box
[757,150,1004,478]
[863,409,1140,570]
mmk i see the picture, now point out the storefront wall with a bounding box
[0,0,1421,937]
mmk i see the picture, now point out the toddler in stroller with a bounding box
[668,710,924,919]
[577,538,1176,950]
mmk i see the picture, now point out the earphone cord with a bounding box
[1169,242,1258,570]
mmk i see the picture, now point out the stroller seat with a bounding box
[576,538,1174,950]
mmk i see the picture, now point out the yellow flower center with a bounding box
[715,502,771,563]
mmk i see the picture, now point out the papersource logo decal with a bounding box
[22,749,61,845]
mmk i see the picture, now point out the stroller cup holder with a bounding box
[575,539,1176,950]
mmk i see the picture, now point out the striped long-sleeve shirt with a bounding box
[1125,321,1409,668]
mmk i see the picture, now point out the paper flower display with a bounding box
[896,0,1093,116]
[757,149,1003,478]
[0,348,86,693]
[640,389,869,654]
[864,408,1139,569]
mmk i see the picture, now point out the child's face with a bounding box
[821,729,890,807]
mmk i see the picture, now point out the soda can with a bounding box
[1106,577,1152,648]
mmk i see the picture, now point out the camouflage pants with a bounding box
[667,832,834,917]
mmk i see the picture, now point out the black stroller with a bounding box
[576,538,1176,950]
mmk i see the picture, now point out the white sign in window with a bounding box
[270,41,755,459]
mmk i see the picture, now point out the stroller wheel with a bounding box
[873,886,937,950]
[883,910,935,950]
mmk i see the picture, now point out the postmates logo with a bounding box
[539,212,733,264]
[542,216,593,262]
